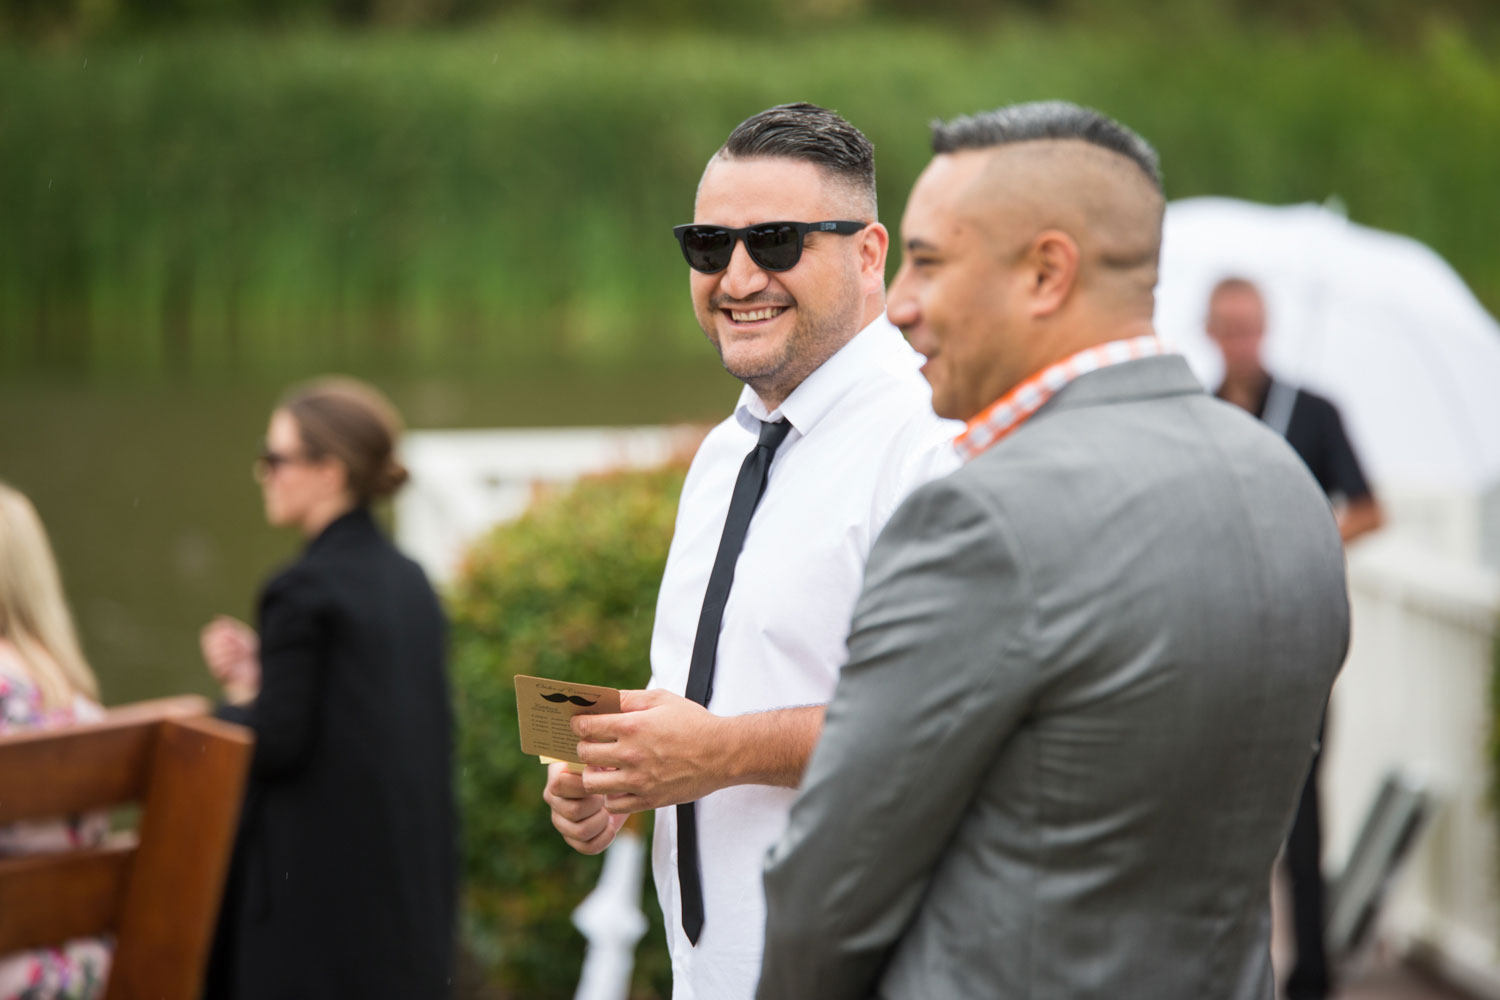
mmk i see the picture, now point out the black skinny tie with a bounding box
[677,417,792,946]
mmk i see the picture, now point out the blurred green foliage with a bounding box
[1,13,1497,376]
[5,0,1496,37]
[449,461,688,1000]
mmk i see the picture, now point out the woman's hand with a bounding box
[200,615,262,705]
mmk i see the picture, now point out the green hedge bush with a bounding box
[449,461,689,1000]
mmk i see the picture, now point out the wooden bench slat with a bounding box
[0,842,136,952]
[0,696,212,825]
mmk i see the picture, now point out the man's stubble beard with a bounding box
[700,269,864,403]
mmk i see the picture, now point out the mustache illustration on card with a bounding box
[541,693,599,707]
[514,675,623,772]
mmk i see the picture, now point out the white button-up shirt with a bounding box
[647,316,961,999]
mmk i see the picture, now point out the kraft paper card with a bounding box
[514,674,621,772]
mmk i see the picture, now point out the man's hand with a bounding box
[542,761,628,855]
[1337,495,1384,544]
[574,689,732,814]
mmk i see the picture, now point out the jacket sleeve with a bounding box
[235,564,332,778]
[757,474,1036,1000]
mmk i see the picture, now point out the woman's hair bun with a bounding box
[372,458,410,499]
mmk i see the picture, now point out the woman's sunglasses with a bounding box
[673,220,868,274]
[253,446,314,482]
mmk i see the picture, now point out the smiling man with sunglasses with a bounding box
[541,102,958,999]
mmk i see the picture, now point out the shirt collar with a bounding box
[955,335,1169,461]
[306,504,378,554]
[1213,371,1275,418]
[734,314,902,438]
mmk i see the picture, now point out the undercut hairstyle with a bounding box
[931,100,1163,193]
[720,102,878,217]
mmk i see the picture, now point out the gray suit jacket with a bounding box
[757,355,1349,1000]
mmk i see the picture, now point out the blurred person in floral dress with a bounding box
[0,482,110,1000]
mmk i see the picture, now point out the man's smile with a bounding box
[727,306,788,323]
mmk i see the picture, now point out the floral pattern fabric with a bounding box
[0,646,111,1000]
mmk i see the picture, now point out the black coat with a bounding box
[208,507,456,999]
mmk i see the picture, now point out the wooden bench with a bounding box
[0,695,253,1000]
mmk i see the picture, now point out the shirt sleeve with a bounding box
[233,565,332,778]
[874,417,963,535]
[1319,399,1374,503]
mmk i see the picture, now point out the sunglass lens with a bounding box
[682,227,734,273]
[746,224,802,271]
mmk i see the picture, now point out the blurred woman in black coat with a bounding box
[201,377,455,999]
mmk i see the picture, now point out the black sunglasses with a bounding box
[673,220,868,274]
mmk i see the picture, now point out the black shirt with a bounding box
[1219,376,1374,504]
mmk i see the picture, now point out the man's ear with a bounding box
[1025,229,1079,318]
[858,222,891,296]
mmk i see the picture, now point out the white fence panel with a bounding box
[1324,535,1500,995]
[395,426,700,585]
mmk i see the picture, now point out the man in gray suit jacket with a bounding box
[756,102,1350,1000]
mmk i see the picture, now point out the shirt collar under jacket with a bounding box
[954,335,1170,462]
[734,314,910,442]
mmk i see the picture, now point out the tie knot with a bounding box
[758,418,792,451]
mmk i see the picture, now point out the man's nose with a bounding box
[719,240,771,299]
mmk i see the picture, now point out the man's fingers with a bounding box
[546,790,605,823]
[544,766,612,826]
[576,739,632,770]
[603,793,649,815]
[564,813,623,856]
[552,804,611,847]
[616,688,662,713]
[573,710,634,741]
[553,805,627,856]
[579,764,654,802]
[543,764,595,803]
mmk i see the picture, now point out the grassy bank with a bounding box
[2,15,1497,376]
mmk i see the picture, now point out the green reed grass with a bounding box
[1,15,1496,376]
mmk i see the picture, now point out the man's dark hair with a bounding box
[931,101,1163,193]
[720,102,877,216]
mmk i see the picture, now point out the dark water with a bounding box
[0,364,735,705]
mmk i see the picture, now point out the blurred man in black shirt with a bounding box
[1208,276,1384,1000]
[1210,278,1383,541]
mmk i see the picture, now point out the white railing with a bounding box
[1324,533,1500,996]
[395,426,700,585]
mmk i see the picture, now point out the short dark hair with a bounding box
[720,102,877,216]
[931,101,1163,192]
